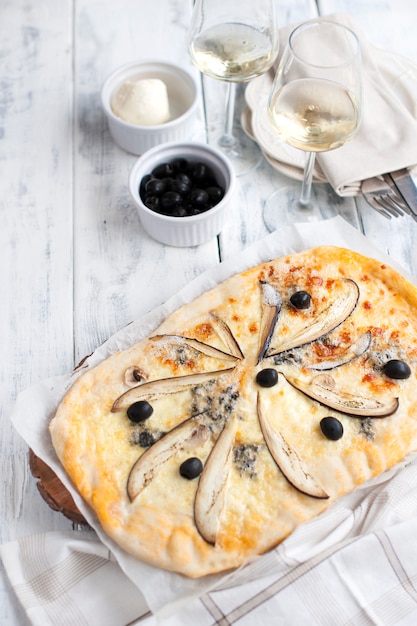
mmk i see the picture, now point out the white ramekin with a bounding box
[101,61,199,155]
[128,141,237,247]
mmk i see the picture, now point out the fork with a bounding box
[362,175,412,219]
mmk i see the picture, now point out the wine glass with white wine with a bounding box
[188,0,279,175]
[263,19,362,230]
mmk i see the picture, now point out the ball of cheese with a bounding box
[111,78,171,126]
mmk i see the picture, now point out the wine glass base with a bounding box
[218,134,237,149]
[263,183,338,232]
[212,127,264,177]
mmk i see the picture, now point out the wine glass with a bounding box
[187,0,279,175]
[263,19,362,230]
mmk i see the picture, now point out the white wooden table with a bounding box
[1,0,417,622]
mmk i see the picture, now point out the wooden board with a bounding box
[29,449,88,527]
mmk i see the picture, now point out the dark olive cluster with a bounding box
[139,157,225,217]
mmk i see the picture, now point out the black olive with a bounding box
[177,172,192,185]
[127,401,154,423]
[171,157,188,171]
[191,162,209,184]
[188,207,202,216]
[189,188,209,207]
[256,368,279,388]
[145,178,165,195]
[160,191,183,212]
[206,186,224,202]
[172,179,191,196]
[179,457,203,479]
[290,291,312,310]
[171,206,188,217]
[320,416,344,441]
[173,173,192,195]
[139,174,152,197]
[161,177,176,191]
[144,195,161,211]
[383,359,411,379]
[152,162,176,178]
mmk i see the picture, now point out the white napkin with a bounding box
[0,531,150,626]
[3,216,417,625]
[244,14,417,196]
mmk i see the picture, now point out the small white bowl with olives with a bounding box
[128,141,236,247]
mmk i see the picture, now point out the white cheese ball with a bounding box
[111,78,171,126]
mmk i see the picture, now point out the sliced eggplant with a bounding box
[257,393,328,499]
[257,281,282,363]
[307,331,372,371]
[194,417,236,544]
[127,418,209,501]
[267,278,360,357]
[285,374,399,417]
[150,334,240,362]
[210,313,244,360]
[112,367,235,412]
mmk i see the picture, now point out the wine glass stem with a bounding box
[299,151,316,206]
[218,82,237,148]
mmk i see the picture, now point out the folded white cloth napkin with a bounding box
[244,13,417,196]
[3,217,417,625]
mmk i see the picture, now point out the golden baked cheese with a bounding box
[50,246,417,577]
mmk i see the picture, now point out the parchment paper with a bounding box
[10,216,417,616]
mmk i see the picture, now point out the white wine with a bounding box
[269,78,360,152]
[189,22,274,82]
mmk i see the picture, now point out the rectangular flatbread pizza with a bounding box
[50,246,417,577]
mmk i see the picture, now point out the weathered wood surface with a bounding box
[1,0,417,622]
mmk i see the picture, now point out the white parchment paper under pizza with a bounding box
[10,216,417,615]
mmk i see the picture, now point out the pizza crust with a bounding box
[50,246,417,577]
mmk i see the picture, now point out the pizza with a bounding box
[49,246,417,578]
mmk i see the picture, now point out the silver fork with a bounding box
[362,175,412,219]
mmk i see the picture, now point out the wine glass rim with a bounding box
[288,19,361,69]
